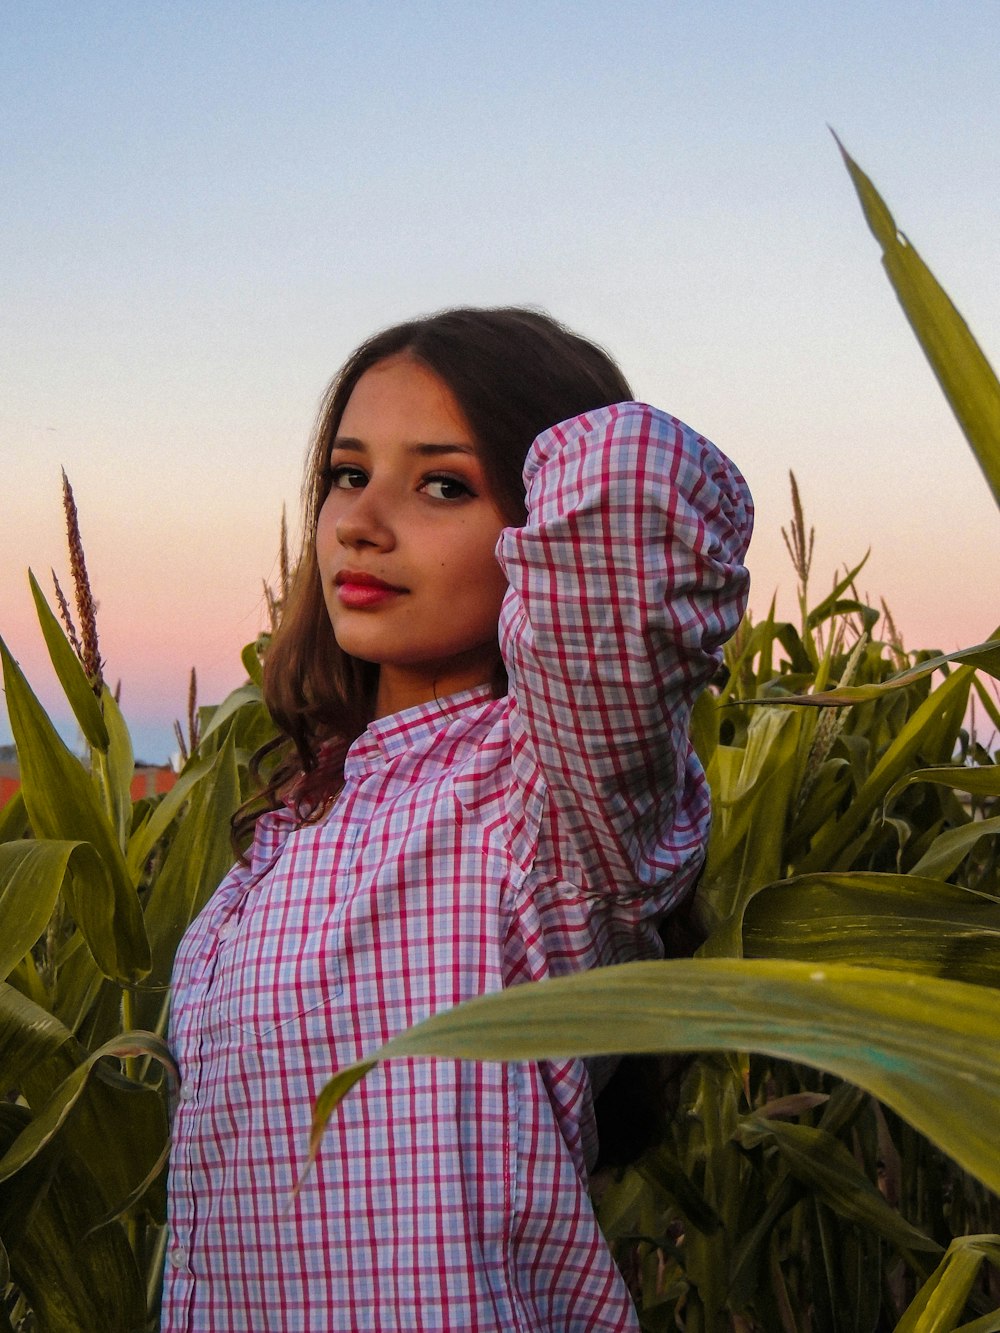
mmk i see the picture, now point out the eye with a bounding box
[327,464,368,490]
[422,473,474,501]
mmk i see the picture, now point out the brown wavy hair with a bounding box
[236,306,633,843]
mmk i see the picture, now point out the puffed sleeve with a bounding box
[496,402,752,898]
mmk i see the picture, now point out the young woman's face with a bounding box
[315,354,510,718]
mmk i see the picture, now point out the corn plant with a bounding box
[0,493,276,1331]
[309,143,1000,1331]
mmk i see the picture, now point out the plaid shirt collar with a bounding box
[344,683,500,775]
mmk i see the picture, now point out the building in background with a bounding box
[0,746,176,808]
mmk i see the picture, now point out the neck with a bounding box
[373,651,502,718]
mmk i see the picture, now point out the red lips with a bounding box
[335,570,406,609]
[335,570,404,592]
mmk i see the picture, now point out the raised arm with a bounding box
[497,402,752,897]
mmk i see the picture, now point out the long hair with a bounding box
[237,307,633,841]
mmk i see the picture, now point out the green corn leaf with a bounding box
[772,620,813,677]
[27,570,109,752]
[0,1031,176,1185]
[804,551,871,631]
[728,1086,870,1312]
[125,750,217,884]
[308,959,1000,1200]
[0,983,77,1099]
[54,840,144,989]
[98,687,134,850]
[0,637,150,983]
[702,707,801,921]
[837,133,1000,509]
[895,1234,1000,1333]
[748,638,1000,707]
[50,932,105,1035]
[719,605,783,703]
[784,759,852,860]
[727,1178,802,1311]
[19,1040,171,1229]
[15,1044,168,1231]
[0,840,102,983]
[973,675,1000,736]
[737,600,778,690]
[888,764,1000,803]
[795,664,973,873]
[140,730,240,997]
[735,1116,939,1255]
[807,598,879,635]
[742,872,1000,986]
[592,1163,650,1243]
[241,639,264,687]
[728,1088,869,1312]
[0,1104,145,1333]
[634,1143,723,1237]
[199,681,264,744]
[689,686,718,772]
[910,816,1000,880]
[0,789,29,844]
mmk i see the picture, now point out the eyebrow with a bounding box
[331,437,477,458]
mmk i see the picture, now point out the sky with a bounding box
[3,1,999,762]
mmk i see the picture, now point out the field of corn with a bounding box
[1,142,999,1332]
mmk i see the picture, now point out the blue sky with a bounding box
[3,2,999,760]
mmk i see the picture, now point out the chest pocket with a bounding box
[206,825,350,1040]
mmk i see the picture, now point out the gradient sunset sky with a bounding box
[3,2,999,762]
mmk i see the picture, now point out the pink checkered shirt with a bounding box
[163,403,752,1332]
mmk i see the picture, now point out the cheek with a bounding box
[315,496,338,559]
[449,520,502,576]
[463,545,508,619]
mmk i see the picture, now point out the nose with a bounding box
[332,482,396,552]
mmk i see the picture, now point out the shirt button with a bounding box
[217,920,235,941]
[178,1083,195,1103]
[169,1244,187,1269]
